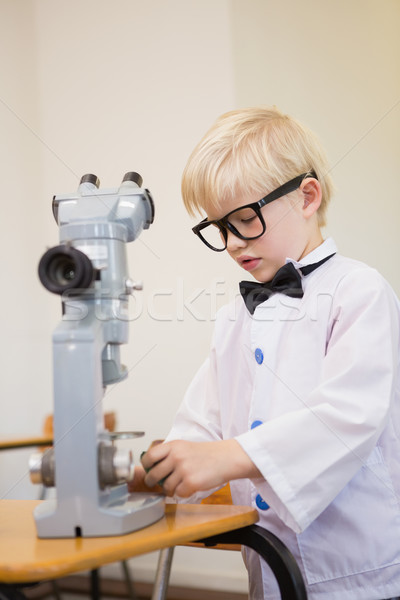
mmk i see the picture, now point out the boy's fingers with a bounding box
[141,442,169,469]
[160,472,181,497]
[142,448,172,487]
[144,465,168,488]
[144,470,159,488]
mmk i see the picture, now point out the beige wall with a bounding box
[0,0,399,592]
[231,0,400,286]
[0,0,50,500]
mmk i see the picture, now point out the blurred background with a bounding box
[0,0,399,595]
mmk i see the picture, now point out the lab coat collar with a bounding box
[286,237,337,270]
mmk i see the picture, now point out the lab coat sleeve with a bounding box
[235,267,400,533]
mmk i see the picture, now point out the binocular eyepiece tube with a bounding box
[79,171,143,189]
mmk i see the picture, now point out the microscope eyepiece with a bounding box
[122,171,143,187]
[80,174,100,188]
[38,245,95,295]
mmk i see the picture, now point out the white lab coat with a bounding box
[166,238,400,600]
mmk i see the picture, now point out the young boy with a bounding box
[138,107,400,599]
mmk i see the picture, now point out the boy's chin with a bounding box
[252,268,277,283]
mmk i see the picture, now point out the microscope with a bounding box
[29,172,165,538]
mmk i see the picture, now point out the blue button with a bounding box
[255,494,270,511]
[255,348,264,364]
[251,420,263,429]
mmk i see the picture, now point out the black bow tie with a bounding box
[240,253,335,315]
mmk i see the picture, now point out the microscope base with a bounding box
[33,492,165,538]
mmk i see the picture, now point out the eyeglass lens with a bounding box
[200,206,264,251]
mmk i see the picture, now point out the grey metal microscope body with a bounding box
[30,173,164,538]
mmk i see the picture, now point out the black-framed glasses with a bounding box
[192,171,316,252]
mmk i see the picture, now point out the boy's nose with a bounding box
[226,229,248,252]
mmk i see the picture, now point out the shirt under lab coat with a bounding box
[166,238,400,600]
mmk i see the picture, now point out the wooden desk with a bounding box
[0,500,307,599]
[0,500,256,584]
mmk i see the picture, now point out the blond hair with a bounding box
[182,106,333,227]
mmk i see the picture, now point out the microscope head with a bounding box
[38,172,154,296]
[52,172,154,242]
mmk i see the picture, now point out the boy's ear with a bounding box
[300,178,322,218]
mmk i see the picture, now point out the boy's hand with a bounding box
[141,439,260,498]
